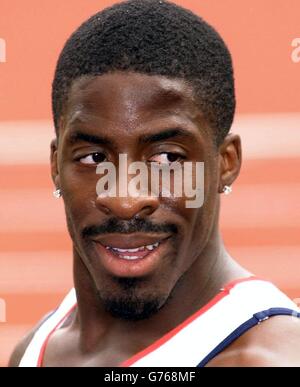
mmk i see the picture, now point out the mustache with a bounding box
[81,217,178,239]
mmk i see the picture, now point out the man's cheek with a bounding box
[189,207,212,244]
[62,183,95,230]
[61,167,97,202]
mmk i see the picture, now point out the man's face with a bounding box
[52,71,221,320]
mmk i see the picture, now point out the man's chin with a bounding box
[102,296,162,321]
[96,277,166,320]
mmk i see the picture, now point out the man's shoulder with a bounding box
[8,312,53,367]
[206,315,300,367]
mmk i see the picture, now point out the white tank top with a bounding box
[19,277,300,367]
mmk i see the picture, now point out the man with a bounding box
[9,0,300,367]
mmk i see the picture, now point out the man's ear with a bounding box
[50,138,60,189]
[218,133,242,193]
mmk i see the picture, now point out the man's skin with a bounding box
[9,72,300,367]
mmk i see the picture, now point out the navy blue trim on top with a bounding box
[197,308,300,367]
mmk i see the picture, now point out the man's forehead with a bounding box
[67,72,200,118]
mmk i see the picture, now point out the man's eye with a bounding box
[79,152,106,165]
[149,152,185,164]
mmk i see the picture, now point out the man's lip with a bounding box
[92,237,171,277]
[90,233,171,249]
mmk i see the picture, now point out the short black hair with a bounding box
[52,0,235,145]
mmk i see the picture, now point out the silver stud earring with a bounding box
[223,185,232,195]
[53,188,62,199]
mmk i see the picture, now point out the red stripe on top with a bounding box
[37,275,259,367]
[121,276,259,367]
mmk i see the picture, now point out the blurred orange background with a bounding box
[0,0,299,366]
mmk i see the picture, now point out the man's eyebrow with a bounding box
[67,130,113,147]
[139,128,195,144]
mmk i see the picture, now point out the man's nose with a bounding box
[95,194,159,220]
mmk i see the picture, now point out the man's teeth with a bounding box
[105,241,160,253]
[113,247,140,252]
[145,242,159,250]
[121,255,139,260]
